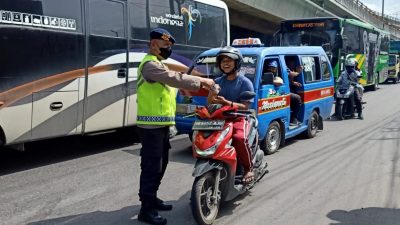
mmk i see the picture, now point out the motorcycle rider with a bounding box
[337,58,364,119]
[208,46,255,184]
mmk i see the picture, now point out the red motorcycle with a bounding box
[190,92,268,225]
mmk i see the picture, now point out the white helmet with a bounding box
[345,58,356,67]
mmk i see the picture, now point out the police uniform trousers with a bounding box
[138,126,170,209]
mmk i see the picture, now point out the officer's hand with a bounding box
[210,83,220,95]
[200,78,215,91]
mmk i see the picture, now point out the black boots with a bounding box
[358,113,364,120]
[138,208,167,225]
[138,199,172,225]
[155,198,173,211]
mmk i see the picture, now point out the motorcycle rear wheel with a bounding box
[191,171,220,225]
[337,102,344,120]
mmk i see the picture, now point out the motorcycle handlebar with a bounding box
[223,112,250,118]
[236,110,254,114]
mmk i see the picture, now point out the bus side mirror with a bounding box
[334,34,343,49]
[322,43,332,52]
[271,31,281,46]
[261,72,274,85]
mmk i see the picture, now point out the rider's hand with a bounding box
[214,96,230,105]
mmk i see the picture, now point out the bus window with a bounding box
[343,23,361,53]
[129,0,228,47]
[89,0,126,38]
[321,55,331,81]
[301,56,321,83]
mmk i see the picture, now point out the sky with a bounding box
[359,0,400,18]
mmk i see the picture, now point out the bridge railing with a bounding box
[333,0,400,39]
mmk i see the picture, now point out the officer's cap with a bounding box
[150,28,176,44]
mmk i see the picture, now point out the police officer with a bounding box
[136,28,215,225]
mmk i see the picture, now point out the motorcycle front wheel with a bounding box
[191,171,220,225]
[336,101,344,120]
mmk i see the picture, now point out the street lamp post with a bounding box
[381,0,385,29]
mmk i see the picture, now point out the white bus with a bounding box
[0,0,229,147]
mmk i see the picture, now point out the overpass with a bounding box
[222,0,400,40]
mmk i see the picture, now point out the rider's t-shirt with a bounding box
[215,74,254,103]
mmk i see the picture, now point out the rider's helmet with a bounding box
[345,58,356,73]
[216,46,243,73]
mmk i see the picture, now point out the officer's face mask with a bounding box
[159,47,172,59]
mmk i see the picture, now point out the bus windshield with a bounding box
[389,55,397,66]
[281,30,337,54]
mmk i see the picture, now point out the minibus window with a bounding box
[302,56,321,83]
[321,55,331,80]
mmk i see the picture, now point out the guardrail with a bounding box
[333,0,400,39]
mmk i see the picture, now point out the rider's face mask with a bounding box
[346,66,354,73]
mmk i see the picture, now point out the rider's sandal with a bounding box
[242,171,254,184]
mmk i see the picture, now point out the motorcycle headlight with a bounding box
[194,126,230,157]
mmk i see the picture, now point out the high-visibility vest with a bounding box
[136,54,176,125]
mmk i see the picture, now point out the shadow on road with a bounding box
[26,191,198,225]
[327,207,400,225]
[0,128,139,176]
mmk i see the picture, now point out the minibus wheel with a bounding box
[304,111,319,138]
[260,121,281,155]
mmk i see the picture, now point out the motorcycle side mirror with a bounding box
[239,91,256,101]
[187,64,195,75]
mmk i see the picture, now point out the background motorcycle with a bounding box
[190,92,268,225]
[335,84,356,120]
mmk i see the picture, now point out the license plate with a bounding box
[192,120,225,130]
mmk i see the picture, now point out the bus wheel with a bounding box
[304,111,319,138]
[372,75,379,91]
[260,121,281,155]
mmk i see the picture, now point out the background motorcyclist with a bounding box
[208,46,255,184]
[337,58,364,119]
